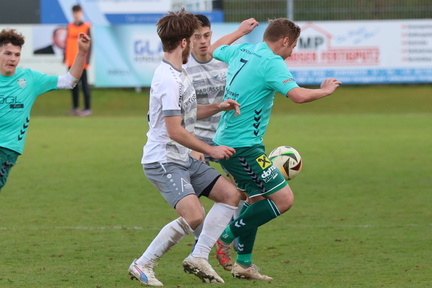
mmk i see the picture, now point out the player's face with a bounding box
[0,43,21,76]
[282,38,298,60]
[182,38,192,64]
[191,26,212,59]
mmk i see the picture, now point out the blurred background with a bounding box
[1,0,431,87]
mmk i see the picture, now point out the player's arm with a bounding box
[57,33,91,89]
[208,18,259,56]
[69,33,91,80]
[287,78,342,103]
[197,99,241,119]
[165,116,236,160]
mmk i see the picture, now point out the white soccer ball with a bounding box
[268,146,302,180]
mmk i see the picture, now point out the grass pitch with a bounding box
[0,85,431,288]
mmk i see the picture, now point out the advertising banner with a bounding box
[285,19,432,84]
[0,24,71,76]
[3,19,431,87]
[93,19,432,87]
[40,0,223,24]
[93,23,240,87]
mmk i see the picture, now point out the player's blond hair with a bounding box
[264,18,301,45]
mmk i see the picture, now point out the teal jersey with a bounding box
[0,68,58,154]
[213,42,299,148]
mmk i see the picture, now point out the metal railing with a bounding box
[220,0,432,22]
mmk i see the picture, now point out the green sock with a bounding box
[236,225,257,266]
[220,202,250,244]
[220,225,235,244]
[220,199,279,245]
[236,253,253,266]
[230,198,280,237]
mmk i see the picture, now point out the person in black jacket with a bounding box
[34,27,66,56]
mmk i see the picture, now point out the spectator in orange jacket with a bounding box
[64,4,92,116]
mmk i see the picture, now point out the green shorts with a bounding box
[219,144,288,198]
[0,147,19,191]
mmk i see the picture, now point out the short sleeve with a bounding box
[265,58,299,96]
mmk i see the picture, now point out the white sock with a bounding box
[137,217,193,265]
[191,202,237,259]
[193,222,203,240]
[233,199,245,219]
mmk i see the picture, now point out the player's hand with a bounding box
[218,99,241,117]
[208,145,236,160]
[238,18,259,36]
[190,150,205,163]
[77,33,91,53]
[320,78,342,95]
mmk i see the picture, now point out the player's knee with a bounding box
[272,188,294,214]
[209,177,241,206]
[186,214,205,230]
[229,187,242,206]
[281,193,294,213]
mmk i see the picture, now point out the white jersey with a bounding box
[142,60,197,165]
[184,54,227,141]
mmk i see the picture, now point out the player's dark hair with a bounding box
[157,8,201,52]
[195,14,211,28]
[72,5,82,12]
[0,29,25,48]
[264,18,301,45]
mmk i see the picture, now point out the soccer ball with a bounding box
[268,146,302,180]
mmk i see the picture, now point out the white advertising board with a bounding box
[2,19,431,87]
[286,19,432,84]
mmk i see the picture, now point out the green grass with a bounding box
[0,85,431,288]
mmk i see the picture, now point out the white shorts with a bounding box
[143,156,221,208]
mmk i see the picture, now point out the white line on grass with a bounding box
[0,224,430,231]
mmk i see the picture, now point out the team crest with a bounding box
[255,154,272,169]
[17,79,26,88]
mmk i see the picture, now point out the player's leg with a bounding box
[129,162,199,286]
[219,145,291,242]
[220,187,294,253]
[190,204,205,252]
[228,172,247,224]
[218,145,294,279]
[183,159,239,283]
[191,175,239,256]
[129,215,193,286]
[230,173,246,252]
[0,148,19,192]
[190,154,242,270]
[215,185,245,271]
[133,195,200,262]
[229,190,294,280]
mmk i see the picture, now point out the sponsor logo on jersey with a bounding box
[255,154,272,169]
[0,96,24,109]
[261,165,278,183]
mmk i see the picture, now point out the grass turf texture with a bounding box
[0,85,431,288]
